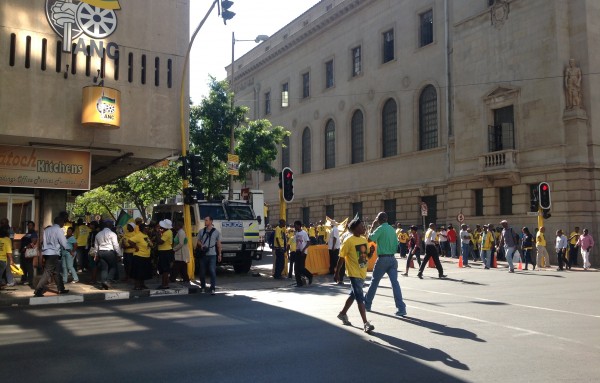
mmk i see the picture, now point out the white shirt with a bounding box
[327,226,340,250]
[173,228,190,262]
[460,229,471,245]
[295,230,310,254]
[424,228,437,245]
[555,234,568,250]
[95,228,121,255]
[42,224,68,256]
[438,229,448,242]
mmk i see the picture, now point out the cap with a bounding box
[500,220,508,224]
[127,222,137,230]
[159,219,173,229]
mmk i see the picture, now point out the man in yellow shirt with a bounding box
[128,223,153,290]
[568,226,580,267]
[74,219,90,272]
[396,223,409,258]
[335,217,375,333]
[273,219,287,279]
[317,220,327,244]
[536,226,549,268]
[0,227,15,288]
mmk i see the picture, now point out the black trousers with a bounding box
[98,250,118,283]
[418,245,444,277]
[407,248,422,269]
[20,256,34,285]
[557,249,569,270]
[294,252,312,286]
[328,248,339,274]
[36,255,65,293]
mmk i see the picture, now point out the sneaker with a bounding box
[71,280,79,284]
[395,310,407,317]
[210,290,216,296]
[337,313,351,325]
[308,274,313,285]
[401,273,408,277]
[58,289,69,294]
[464,264,471,268]
[417,274,423,279]
[6,283,15,287]
[363,321,375,333]
[439,274,447,279]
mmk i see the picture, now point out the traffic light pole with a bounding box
[180,0,219,279]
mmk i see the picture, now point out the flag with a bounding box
[115,209,132,229]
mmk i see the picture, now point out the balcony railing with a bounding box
[479,150,517,172]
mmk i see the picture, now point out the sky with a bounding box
[189,0,320,104]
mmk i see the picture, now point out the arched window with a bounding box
[324,120,335,169]
[382,99,397,157]
[302,127,311,173]
[351,110,364,164]
[282,135,290,169]
[419,85,438,150]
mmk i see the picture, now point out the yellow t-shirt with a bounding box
[340,235,369,279]
[536,231,546,247]
[75,225,91,247]
[0,237,12,262]
[569,231,579,245]
[130,232,152,257]
[121,230,136,253]
[308,227,316,238]
[397,230,409,244]
[288,232,297,251]
[158,229,173,251]
[317,225,327,237]
[274,226,286,248]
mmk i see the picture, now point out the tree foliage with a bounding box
[236,119,289,180]
[71,187,123,220]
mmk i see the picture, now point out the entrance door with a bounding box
[0,194,35,234]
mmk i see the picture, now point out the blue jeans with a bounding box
[504,246,516,271]
[461,243,470,265]
[450,242,457,258]
[199,254,217,291]
[61,251,79,283]
[348,277,366,304]
[365,256,406,313]
[480,249,491,268]
[0,260,15,285]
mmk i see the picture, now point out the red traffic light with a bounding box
[541,184,548,191]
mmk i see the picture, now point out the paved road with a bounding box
[1,257,598,382]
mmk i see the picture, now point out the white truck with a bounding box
[152,190,264,274]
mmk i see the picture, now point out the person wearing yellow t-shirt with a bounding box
[536,226,549,268]
[0,227,15,287]
[308,224,317,244]
[128,223,154,290]
[121,223,137,281]
[317,221,327,244]
[74,219,91,272]
[335,217,375,333]
[396,224,409,258]
[287,228,296,279]
[568,226,580,267]
[156,219,174,289]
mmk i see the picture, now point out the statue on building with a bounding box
[564,59,583,110]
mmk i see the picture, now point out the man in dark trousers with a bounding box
[364,212,407,316]
[273,219,287,279]
[417,222,447,279]
[293,220,313,287]
[34,216,69,297]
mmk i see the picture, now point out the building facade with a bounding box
[232,0,599,264]
[0,0,188,233]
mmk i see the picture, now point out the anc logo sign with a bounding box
[45,0,121,53]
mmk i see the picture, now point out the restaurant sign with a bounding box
[0,146,91,190]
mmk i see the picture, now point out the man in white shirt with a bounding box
[555,229,569,271]
[94,220,121,290]
[417,223,447,279]
[293,220,313,287]
[34,216,70,297]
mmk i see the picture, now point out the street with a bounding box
[1,257,598,382]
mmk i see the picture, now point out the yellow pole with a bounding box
[180,0,219,279]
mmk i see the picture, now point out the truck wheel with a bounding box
[234,260,252,274]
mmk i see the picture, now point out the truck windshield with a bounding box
[199,205,227,220]
[226,204,255,220]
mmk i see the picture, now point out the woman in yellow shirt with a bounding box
[156,219,174,289]
[128,223,154,290]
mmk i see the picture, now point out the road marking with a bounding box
[403,287,600,319]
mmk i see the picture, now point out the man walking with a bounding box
[95,220,121,290]
[498,219,519,273]
[536,226,549,269]
[459,224,472,267]
[365,212,407,316]
[34,216,69,297]
[417,223,446,279]
[328,220,340,275]
[293,220,313,286]
[196,216,222,295]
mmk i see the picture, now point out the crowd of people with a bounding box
[266,215,596,333]
[0,213,226,296]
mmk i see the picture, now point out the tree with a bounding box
[71,187,123,220]
[236,119,289,181]
[191,77,290,198]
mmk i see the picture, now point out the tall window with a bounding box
[382,99,398,157]
[302,207,310,226]
[474,189,484,216]
[421,196,437,226]
[352,46,361,77]
[419,85,438,150]
[302,72,310,98]
[352,202,363,218]
[264,91,271,115]
[499,186,513,215]
[383,29,394,63]
[302,128,311,174]
[325,120,335,169]
[488,105,514,152]
[384,199,397,225]
[419,9,433,47]
[282,136,290,169]
[281,82,289,107]
[325,204,335,219]
[351,110,364,164]
[325,60,334,88]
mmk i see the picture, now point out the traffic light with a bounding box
[538,182,551,209]
[178,155,189,179]
[183,187,198,205]
[281,167,294,202]
[220,0,235,25]
[530,187,539,212]
[189,154,202,187]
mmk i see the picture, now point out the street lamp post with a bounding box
[228,31,268,200]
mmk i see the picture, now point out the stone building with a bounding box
[0,0,188,231]
[231,0,599,264]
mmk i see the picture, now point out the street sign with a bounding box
[527,212,540,216]
[457,213,465,223]
[420,202,428,216]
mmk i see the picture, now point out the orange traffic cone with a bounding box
[492,254,498,268]
[458,256,463,268]
[428,257,435,268]
[518,261,523,270]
